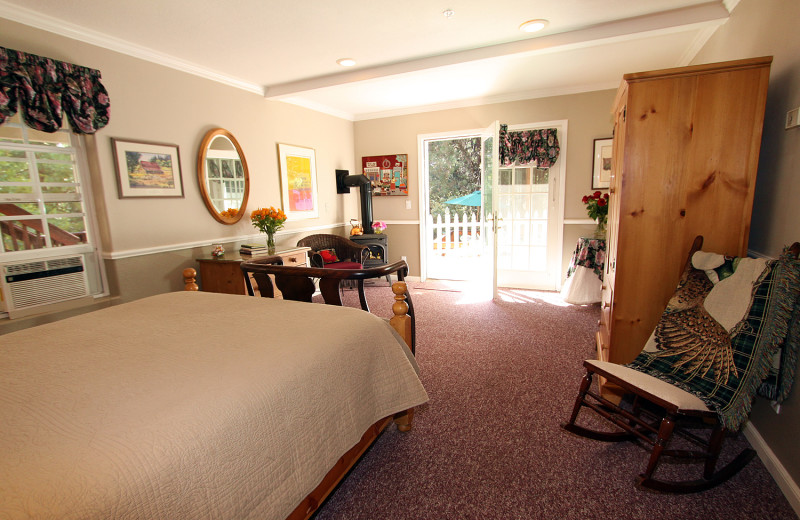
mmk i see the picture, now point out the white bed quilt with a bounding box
[0,291,428,519]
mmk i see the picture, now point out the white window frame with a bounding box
[0,117,108,313]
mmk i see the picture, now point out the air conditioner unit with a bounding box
[0,255,91,319]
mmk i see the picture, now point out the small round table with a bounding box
[561,237,606,305]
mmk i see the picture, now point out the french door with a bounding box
[420,121,565,296]
[483,121,565,294]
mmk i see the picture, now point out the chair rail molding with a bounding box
[103,222,349,260]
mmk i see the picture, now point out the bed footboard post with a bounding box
[390,281,412,349]
[393,408,414,432]
[183,268,199,291]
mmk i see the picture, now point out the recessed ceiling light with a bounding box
[442,8,454,18]
[519,19,548,33]
[336,58,356,67]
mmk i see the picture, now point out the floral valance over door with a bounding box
[499,124,560,168]
[0,46,110,134]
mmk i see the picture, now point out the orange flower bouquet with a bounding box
[251,206,287,253]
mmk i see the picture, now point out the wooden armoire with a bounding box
[597,57,772,399]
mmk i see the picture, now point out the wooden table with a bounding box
[196,246,310,295]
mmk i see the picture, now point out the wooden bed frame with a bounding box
[182,267,415,519]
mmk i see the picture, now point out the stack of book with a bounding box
[239,243,274,256]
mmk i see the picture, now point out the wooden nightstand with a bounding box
[196,246,310,295]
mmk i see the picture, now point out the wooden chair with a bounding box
[240,258,416,353]
[563,236,800,493]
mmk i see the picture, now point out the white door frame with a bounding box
[417,129,482,282]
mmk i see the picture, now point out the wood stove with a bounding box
[349,233,390,282]
[349,233,387,269]
[335,169,390,280]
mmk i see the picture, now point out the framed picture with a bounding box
[362,154,408,196]
[112,138,184,198]
[592,137,613,189]
[277,143,319,220]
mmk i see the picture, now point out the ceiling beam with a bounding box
[265,2,729,99]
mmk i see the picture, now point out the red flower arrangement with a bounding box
[582,191,609,228]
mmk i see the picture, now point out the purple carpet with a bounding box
[312,281,797,519]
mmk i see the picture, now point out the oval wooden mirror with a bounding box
[197,128,250,224]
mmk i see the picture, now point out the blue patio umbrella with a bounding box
[444,190,482,207]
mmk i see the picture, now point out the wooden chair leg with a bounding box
[640,413,675,485]
[704,424,726,479]
[567,371,593,426]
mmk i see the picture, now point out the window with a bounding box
[0,113,106,307]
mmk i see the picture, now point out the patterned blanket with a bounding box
[628,247,800,431]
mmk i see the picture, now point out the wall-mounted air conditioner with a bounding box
[0,255,91,319]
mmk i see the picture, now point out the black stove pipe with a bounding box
[336,170,374,233]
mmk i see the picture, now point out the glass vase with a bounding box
[594,218,607,238]
[266,232,276,254]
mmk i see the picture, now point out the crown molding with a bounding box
[0,0,264,95]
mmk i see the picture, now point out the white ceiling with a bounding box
[0,0,737,120]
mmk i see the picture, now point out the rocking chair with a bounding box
[563,236,800,493]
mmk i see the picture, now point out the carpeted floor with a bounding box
[313,281,798,520]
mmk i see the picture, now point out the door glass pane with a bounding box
[511,245,529,270]
[513,220,530,246]
[513,194,529,218]
[497,194,512,219]
[529,246,547,270]
[499,168,512,186]
[531,220,547,247]
[531,193,547,220]
[514,167,530,186]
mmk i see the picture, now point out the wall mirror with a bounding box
[197,128,250,224]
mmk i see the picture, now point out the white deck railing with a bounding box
[427,208,484,257]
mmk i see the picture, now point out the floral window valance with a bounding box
[499,124,560,168]
[0,46,110,134]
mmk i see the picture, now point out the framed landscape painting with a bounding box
[112,138,184,198]
[277,143,319,220]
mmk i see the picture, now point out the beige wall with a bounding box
[354,90,616,277]
[692,0,800,488]
[0,18,360,304]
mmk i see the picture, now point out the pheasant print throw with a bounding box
[628,248,800,431]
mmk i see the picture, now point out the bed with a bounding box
[0,288,428,519]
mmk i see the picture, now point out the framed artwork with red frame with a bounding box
[362,154,408,196]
